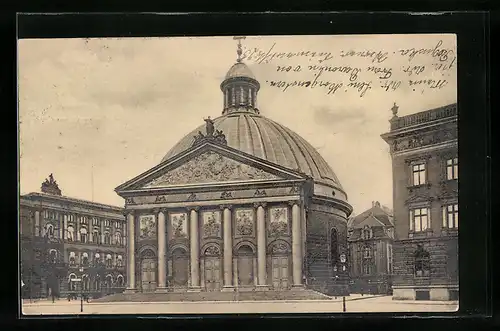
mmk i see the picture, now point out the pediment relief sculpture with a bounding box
[143,151,280,187]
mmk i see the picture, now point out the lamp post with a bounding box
[79,267,84,313]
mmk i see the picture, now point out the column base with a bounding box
[221,286,235,292]
[291,284,306,291]
[256,285,270,291]
[188,286,202,292]
[123,288,137,294]
[155,287,169,293]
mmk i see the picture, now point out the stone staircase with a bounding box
[94,288,332,303]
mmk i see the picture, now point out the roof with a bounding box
[161,113,344,191]
[20,192,123,212]
[224,62,257,80]
[350,202,394,228]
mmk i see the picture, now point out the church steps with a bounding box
[94,288,332,303]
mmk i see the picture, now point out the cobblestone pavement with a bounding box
[22,295,458,315]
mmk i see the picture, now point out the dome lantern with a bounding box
[220,36,260,116]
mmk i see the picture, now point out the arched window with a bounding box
[67,226,75,241]
[105,275,113,288]
[82,275,90,291]
[116,275,124,287]
[414,245,430,277]
[69,251,76,266]
[104,232,111,245]
[115,232,122,245]
[330,228,339,267]
[94,253,101,265]
[94,275,101,291]
[117,255,123,267]
[106,254,112,268]
[80,227,88,243]
[92,230,100,244]
[82,252,89,266]
[45,224,54,238]
[68,274,77,291]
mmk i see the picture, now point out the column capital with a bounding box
[219,204,233,210]
[186,206,200,212]
[288,200,301,207]
[123,210,136,217]
[253,202,267,209]
[152,208,162,215]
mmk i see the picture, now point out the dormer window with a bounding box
[362,226,373,239]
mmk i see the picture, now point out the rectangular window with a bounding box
[442,203,459,229]
[410,208,430,232]
[446,157,458,180]
[412,163,426,186]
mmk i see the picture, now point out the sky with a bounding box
[18,34,457,215]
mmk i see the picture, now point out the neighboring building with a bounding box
[114,44,353,298]
[20,174,127,299]
[347,201,394,295]
[381,103,458,301]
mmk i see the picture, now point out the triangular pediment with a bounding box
[116,142,306,192]
[404,194,432,205]
[143,151,280,188]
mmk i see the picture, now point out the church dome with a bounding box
[161,113,344,192]
[224,62,257,80]
[161,43,347,202]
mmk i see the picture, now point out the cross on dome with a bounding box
[233,36,246,63]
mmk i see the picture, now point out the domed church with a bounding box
[115,39,353,298]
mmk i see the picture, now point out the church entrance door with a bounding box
[204,257,221,291]
[237,245,254,287]
[140,252,157,293]
[172,248,189,287]
[271,256,289,290]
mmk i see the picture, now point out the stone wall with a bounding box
[305,204,349,296]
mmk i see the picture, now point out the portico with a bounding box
[119,143,308,293]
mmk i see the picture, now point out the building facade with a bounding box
[115,52,352,297]
[20,175,127,299]
[348,201,394,295]
[381,103,458,301]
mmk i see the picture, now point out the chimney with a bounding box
[372,201,375,207]
[376,201,381,207]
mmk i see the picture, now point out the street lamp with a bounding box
[79,267,84,312]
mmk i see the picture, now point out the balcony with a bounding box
[390,104,457,131]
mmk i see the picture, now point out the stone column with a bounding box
[156,209,167,291]
[63,215,68,241]
[291,202,303,287]
[189,207,201,291]
[125,212,136,292]
[255,202,267,287]
[221,205,234,290]
[34,210,40,236]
